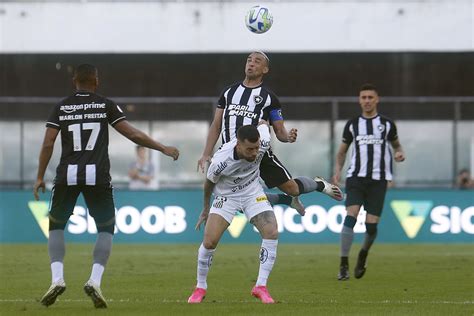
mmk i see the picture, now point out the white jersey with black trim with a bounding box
[207,125,271,197]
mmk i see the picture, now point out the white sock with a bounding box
[90,263,105,287]
[256,239,278,286]
[51,261,64,283]
[196,244,215,290]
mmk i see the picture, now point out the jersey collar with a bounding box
[360,113,379,120]
[241,81,263,89]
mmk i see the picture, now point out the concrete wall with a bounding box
[1,0,472,53]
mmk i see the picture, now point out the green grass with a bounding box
[0,243,473,315]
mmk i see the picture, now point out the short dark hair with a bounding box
[237,125,260,143]
[74,64,98,84]
[360,83,378,94]
[251,51,270,67]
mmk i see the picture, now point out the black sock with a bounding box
[266,193,293,206]
[277,194,293,205]
[340,256,349,266]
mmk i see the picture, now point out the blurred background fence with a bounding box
[1,95,473,189]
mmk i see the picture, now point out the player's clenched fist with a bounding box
[164,146,180,161]
[288,128,298,143]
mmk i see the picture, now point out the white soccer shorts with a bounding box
[209,188,273,223]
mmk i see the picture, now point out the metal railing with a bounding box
[1,96,473,189]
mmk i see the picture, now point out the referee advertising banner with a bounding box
[0,189,472,243]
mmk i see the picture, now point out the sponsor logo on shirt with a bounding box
[231,172,259,192]
[213,162,228,176]
[356,135,384,145]
[260,139,270,148]
[228,104,258,119]
[233,177,242,184]
[256,195,268,202]
[60,103,106,113]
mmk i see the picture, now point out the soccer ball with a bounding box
[245,5,273,34]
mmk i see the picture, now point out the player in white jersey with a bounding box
[197,51,343,215]
[188,122,278,304]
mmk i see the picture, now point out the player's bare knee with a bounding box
[262,227,278,240]
[346,205,361,218]
[278,180,300,196]
[202,239,218,250]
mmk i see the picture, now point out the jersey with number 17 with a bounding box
[46,92,126,186]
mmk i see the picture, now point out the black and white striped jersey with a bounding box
[342,114,398,181]
[46,91,126,186]
[217,82,282,144]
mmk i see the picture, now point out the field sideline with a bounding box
[0,244,472,315]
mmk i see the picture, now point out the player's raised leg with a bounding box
[250,210,279,304]
[266,193,305,215]
[188,213,229,304]
[261,151,344,203]
[276,176,344,202]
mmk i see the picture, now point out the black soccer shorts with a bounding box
[259,150,292,188]
[48,184,116,229]
[345,177,388,216]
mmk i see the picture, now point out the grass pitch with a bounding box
[0,243,473,315]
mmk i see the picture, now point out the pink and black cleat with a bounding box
[187,287,206,304]
[251,285,275,304]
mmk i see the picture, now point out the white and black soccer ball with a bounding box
[245,5,273,34]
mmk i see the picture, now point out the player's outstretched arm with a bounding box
[198,108,224,173]
[332,142,349,185]
[114,120,179,161]
[272,120,297,143]
[34,127,59,200]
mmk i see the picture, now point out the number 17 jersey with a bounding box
[46,91,126,186]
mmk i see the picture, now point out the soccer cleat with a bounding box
[251,285,275,304]
[338,265,350,281]
[84,280,107,308]
[290,196,306,216]
[40,280,66,307]
[188,287,206,304]
[354,250,368,279]
[315,176,344,201]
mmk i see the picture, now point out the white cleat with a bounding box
[290,196,306,215]
[84,279,107,308]
[315,176,344,201]
[40,280,66,307]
